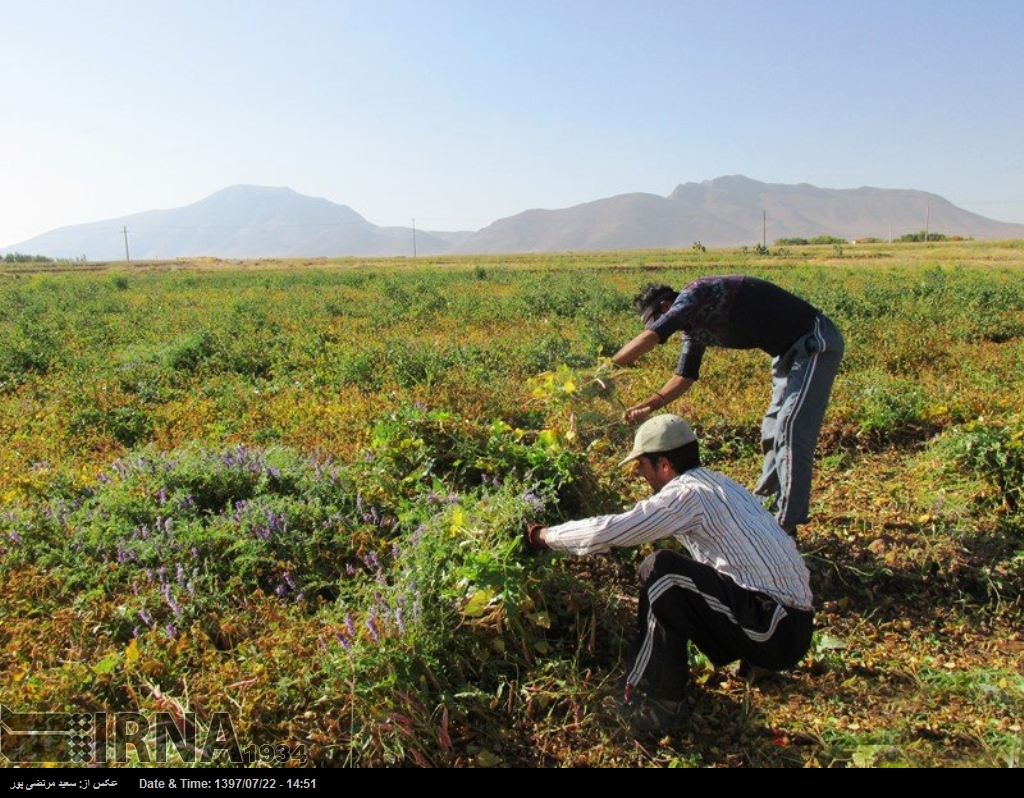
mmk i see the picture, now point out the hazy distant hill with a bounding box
[453,175,1024,253]
[4,177,1023,260]
[1,186,458,261]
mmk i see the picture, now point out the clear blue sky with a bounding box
[3,0,1023,247]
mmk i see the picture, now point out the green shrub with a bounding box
[164,328,218,373]
[896,230,957,242]
[852,374,928,439]
[934,416,1024,513]
[2,252,53,263]
[0,321,60,385]
[6,444,365,625]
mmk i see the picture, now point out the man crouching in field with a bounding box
[524,414,813,735]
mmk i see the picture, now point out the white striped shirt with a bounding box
[544,468,813,610]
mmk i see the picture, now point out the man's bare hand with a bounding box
[523,522,548,552]
[624,404,653,424]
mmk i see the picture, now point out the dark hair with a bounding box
[633,283,678,317]
[642,440,701,474]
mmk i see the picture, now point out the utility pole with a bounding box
[412,218,417,258]
[122,226,131,262]
[762,209,766,249]
[925,205,930,243]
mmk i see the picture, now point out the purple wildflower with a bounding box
[266,509,287,534]
[410,581,423,622]
[523,491,545,513]
[161,584,181,616]
[365,608,380,644]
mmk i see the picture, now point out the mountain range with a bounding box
[5,176,1023,260]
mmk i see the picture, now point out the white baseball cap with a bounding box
[619,414,697,466]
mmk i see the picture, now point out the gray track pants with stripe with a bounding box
[755,313,844,529]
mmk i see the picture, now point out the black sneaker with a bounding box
[735,660,777,683]
[627,696,690,735]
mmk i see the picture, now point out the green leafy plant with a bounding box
[933,415,1024,513]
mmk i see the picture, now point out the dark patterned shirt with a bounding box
[648,275,820,380]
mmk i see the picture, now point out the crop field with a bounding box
[1,241,1022,768]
